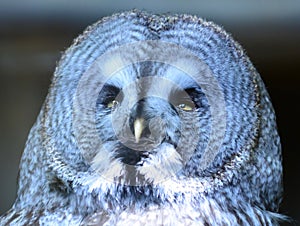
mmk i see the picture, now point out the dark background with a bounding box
[0,1,299,224]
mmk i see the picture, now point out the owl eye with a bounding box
[107,100,119,109]
[97,84,123,110]
[173,88,196,111]
[177,103,194,111]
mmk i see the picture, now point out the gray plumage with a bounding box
[0,10,284,225]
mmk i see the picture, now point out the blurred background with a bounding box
[0,0,299,224]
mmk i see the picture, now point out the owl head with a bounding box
[12,10,282,222]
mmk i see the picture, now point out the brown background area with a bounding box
[0,1,299,225]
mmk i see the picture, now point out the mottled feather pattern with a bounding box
[0,10,284,225]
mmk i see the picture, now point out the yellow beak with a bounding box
[134,118,144,143]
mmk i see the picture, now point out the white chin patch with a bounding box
[90,143,183,186]
[138,143,184,184]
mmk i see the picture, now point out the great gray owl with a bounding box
[0,10,284,225]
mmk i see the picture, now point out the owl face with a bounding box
[70,41,226,186]
[92,63,210,185]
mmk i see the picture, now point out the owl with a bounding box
[0,10,285,225]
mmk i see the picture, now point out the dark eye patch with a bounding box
[97,85,123,106]
[169,87,202,110]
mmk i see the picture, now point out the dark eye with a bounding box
[172,88,196,112]
[97,85,123,109]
